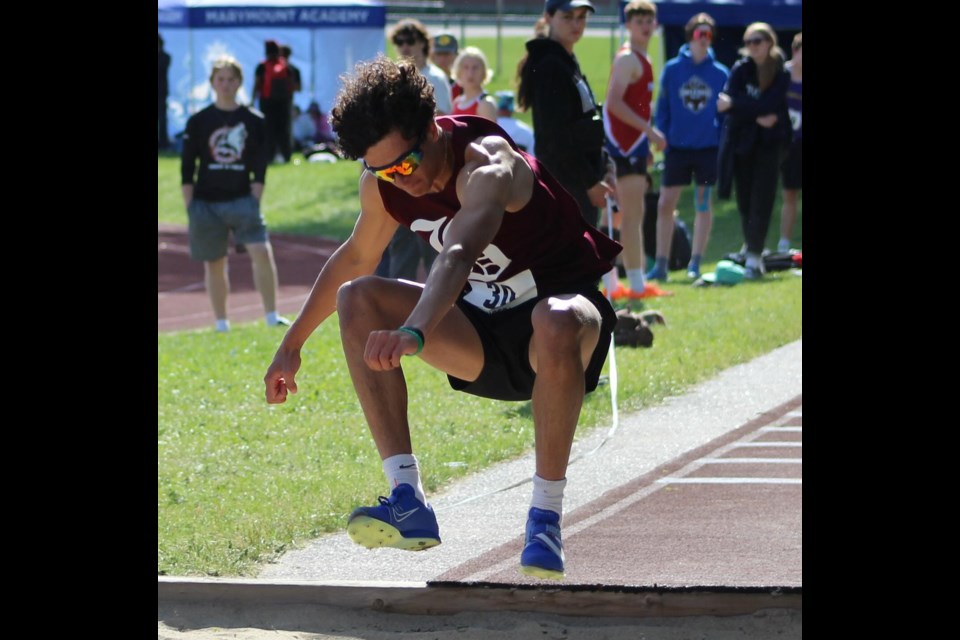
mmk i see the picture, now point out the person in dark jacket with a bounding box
[280,44,303,157]
[252,40,294,164]
[716,22,790,280]
[158,33,171,150]
[778,32,802,253]
[517,0,613,228]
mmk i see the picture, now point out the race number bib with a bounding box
[462,270,537,312]
[412,217,539,313]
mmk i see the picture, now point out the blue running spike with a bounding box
[519,507,565,580]
[347,483,441,551]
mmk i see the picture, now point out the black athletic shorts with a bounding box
[447,286,617,402]
[662,147,719,187]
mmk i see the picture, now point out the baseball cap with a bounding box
[432,33,459,54]
[494,90,515,112]
[545,0,595,13]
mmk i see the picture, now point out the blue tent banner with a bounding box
[161,2,385,28]
[159,0,386,139]
[619,0,802,29]
[195,7,381,27]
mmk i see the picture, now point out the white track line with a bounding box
[735,442,802,447]
[657,477,802,484]
[157,293,308,327]
[158,282,205,297]
[268,237,336,257]
[157,236,330,297]
[701,458,802,464]
[463,407,802,582]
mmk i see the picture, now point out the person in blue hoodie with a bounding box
[649,13,729,281]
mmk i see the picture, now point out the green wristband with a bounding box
[397,326,424,355]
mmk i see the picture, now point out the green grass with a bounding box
[158,34,801,577]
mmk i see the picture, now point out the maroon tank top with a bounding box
[378,114,621,313]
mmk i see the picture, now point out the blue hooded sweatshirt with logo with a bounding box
[655,44,730,150]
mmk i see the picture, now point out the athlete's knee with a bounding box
[336,276,387,316]
[531,300,598,348]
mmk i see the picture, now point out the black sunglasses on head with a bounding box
[393,36,419,47]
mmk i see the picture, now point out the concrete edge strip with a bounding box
[158,577,801,619]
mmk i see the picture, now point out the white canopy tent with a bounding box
[158,0,385,139]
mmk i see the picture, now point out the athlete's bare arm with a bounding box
[362,135,535,369]
[264,173,398,402]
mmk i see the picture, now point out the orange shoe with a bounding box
[621,283,674,300]
[606,283,630,300]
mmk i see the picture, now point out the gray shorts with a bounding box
[187,195,268,261]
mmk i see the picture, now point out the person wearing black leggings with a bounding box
[716,22,790,280]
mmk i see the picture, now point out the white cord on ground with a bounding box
[568,195,622,462]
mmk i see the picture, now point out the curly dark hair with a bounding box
[330,55,437,160]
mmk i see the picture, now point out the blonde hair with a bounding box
[209,56,243,84]
[452,46,494,85]
[740,22,785,91]
[624,0,657,20]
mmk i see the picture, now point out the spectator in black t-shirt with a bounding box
[181,56,290,332]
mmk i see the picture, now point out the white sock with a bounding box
[265,311,280,326]
[778,238,791,252]
[215,319,230,332]
[601,268,620,293]
[745,252,762,269]
[383,454,427,504]
[530,474,566,521]
[626,269,646,292]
